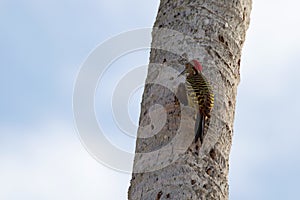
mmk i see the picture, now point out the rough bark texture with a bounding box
[128,0,251,199]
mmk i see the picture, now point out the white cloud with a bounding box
[0,121,131,200]
[241,0,300,96]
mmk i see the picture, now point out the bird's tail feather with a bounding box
[195,113,205,143]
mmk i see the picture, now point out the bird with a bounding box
[178,59,214,143]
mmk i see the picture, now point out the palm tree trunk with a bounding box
[128,0,252,199]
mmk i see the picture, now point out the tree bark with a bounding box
[128,0,251,199]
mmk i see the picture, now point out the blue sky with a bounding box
[1,0,300,199]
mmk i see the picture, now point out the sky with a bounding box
[1,0,300,199]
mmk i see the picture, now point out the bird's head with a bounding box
[178,59,203,77]
[190,59,203,72]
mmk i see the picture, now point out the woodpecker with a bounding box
[179,60,214,143]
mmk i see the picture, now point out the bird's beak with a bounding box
[177,69,186,77]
